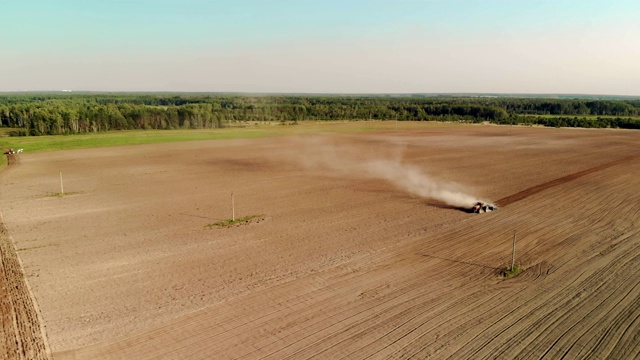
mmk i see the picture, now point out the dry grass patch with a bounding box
[502,265,523,279]
[207,214,266,228]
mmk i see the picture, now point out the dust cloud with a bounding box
[289,136,481,208]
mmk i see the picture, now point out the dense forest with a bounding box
[1,94,639,136]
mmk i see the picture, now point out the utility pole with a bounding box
[231,192,235,221]
[511,230,517,269]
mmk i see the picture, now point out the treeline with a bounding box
[1,94,639,136]
[496,116,640,129]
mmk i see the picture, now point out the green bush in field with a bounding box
[502,265,522,279]
[207,214,265,228]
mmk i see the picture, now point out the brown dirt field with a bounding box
[1,124,640,359]
[1,154,51,360]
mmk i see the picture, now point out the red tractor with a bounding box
[471,202,498,214]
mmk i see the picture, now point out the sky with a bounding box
[1,0,639,94]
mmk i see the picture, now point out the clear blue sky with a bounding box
[1,0,639,94]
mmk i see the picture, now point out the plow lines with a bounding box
[57,158,640,359]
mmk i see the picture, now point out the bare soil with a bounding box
[1,123,639,359]
[1,154,50,360]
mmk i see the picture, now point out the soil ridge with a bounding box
[0,156,51,360]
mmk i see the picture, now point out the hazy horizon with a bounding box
[2,0,639,96]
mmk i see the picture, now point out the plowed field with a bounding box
[1,124,639,359]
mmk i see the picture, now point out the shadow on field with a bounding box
[423,200,471,213]
[420,254,500,272]
[178,213,223,221]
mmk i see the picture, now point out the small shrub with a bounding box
[207,214,265,228]
[8,129,28,137]
[45,191,82,198]
[502,265,522,279]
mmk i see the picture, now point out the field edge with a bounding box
[0,163,51,360]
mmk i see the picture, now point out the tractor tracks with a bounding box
[497,155,639,207]
[0,157,51,360]
[56,158,640,360]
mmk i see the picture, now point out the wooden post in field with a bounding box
[231,192,235,221]
[511,230,517,269]
[60,171,64,194]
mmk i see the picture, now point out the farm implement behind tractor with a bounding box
[471,202,498,214]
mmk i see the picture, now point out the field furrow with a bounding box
[1,126,638,359]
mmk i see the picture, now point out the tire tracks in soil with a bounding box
[53,150,640,359]
[0,155,51,360]
[496,154,639,207]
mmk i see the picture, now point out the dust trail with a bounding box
[290,136,481,208]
